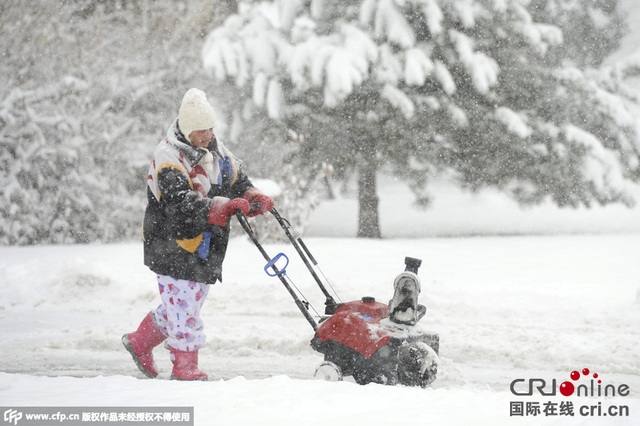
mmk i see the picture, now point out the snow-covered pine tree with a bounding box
[433,0,640,207]
[528,0,626,69]
[203,0,640,237]
[0,0,237,245]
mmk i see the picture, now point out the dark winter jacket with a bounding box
[143,119,254,284]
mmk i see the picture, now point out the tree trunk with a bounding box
[357,155,381,238]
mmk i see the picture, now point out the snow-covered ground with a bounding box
[3,1,640,423]
[1,172,639,425]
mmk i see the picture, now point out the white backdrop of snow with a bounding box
[3,0,640,424]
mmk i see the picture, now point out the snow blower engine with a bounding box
[236,208,440,387]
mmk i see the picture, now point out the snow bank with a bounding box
[0,372,559,426]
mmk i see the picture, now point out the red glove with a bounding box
[242,189,275,217]
[208,197,250,226]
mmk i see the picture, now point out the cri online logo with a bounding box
[511,367,630,397]
[560,368,599,397]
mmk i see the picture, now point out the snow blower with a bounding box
[236,208,439,387]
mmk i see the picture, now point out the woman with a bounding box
[122,88,274,380]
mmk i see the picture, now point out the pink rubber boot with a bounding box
[122,312,167,378]
[169,347,209,381]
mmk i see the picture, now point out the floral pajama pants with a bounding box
[151,274,211,352]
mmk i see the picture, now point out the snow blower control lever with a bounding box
[268,208,340,314]
[264,252,289,276]
[235,207,341,330]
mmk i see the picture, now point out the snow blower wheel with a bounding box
[397,341,440,388]
[314,361,343,382]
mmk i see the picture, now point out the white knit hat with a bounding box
[178,88,217,138]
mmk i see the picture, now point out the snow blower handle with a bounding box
[234,208,319,330]
[248,202,262,216]
[297,237,318,266]
[270,208,340,314]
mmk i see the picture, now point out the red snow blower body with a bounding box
[311,296,439,387]
[236,208,439,387]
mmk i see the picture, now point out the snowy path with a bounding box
[1,233,639,425]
